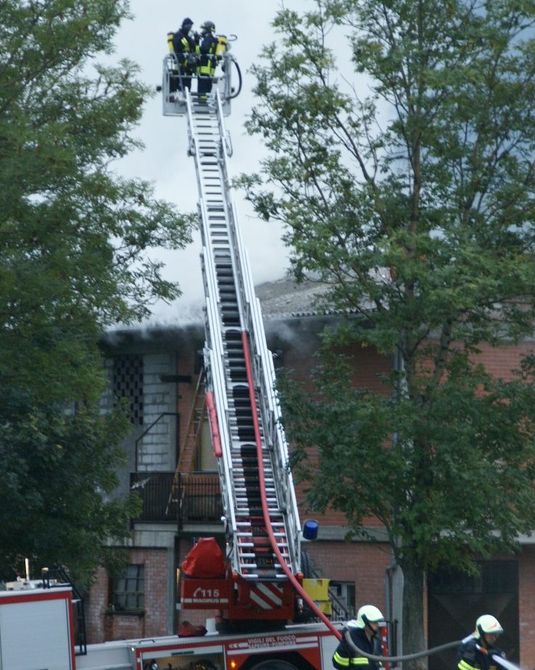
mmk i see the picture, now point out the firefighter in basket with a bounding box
[197,20,228,100]
[167,17,199,92]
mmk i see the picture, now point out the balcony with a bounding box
[130,472,222,526]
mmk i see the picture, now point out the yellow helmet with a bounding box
[475,614,503,638]
[353,604,384,629]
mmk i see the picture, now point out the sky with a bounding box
[110,0,311,323]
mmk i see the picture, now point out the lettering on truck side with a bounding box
[228,634,299,650]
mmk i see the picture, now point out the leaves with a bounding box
[0,0,191,583]
[247,0,535,657]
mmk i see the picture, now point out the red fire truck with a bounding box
[0,585,339,670]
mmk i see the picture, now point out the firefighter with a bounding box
[332,604,384,670]
[197,20,224,99]
[167,17,198,92]
[457,615,506,670]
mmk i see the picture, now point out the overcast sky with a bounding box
[110,0,310,323]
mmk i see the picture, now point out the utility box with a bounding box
[0,587,75,669]
[303,578,332,615]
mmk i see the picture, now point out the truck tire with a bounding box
[249,660,301,670]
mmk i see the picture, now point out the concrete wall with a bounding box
[137,352,178,472]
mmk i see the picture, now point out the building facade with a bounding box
[85,280,535,667]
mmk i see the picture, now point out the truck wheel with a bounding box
[249,661,300,670]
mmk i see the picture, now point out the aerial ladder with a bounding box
[162,39,305,623]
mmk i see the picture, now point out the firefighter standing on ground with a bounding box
[197,21,227,98]
[332,604,384,670]
[168,17,198,92]
[457,615,506,670]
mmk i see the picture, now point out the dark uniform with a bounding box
[168,18,198,92]
[197,22,227,99]
[457,636,505,670]
[197,26,219,98]
[332,625,382,670]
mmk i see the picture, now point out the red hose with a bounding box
[241,331,342,641]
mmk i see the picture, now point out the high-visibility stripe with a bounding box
[333,652,350,667]
[459,660,478,670]
[350,658,369,665]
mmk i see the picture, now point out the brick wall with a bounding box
[305,541,392,613]
[85,566,108,643]
[92,326,535,661]
[86,548,170,643]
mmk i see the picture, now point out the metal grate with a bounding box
[113,355,144,425]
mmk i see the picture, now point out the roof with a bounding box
[255,277,331,319]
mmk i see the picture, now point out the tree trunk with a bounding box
[401,561,427,670]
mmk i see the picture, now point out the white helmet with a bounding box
[353,604,384,629]
[475,615,503,638]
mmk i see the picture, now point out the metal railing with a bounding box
[130,472,222,526]
[178,472,223,527]
[130,472,177,522]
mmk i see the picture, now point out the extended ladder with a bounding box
[185,89,301,610]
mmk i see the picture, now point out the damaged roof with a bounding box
[255,277,331,319]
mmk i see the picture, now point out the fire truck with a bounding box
[0,38,348,670]
[0,582,339,670]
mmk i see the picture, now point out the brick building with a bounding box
[86,278,535,668]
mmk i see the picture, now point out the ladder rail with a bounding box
[215,93,302,572]
[186,90,239,554]
[185,88,301,580]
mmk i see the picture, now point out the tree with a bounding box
[0,0,193,583]
[239,0,535,663]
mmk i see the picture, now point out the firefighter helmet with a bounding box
[182,17,193,28]
[475,614,503,638]
[201,20,216,34]
[354,604,384,629]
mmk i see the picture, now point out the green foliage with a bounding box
[0,0,192,582]
[243,0,535,655]
[0,395,140,586]
[285,351,535,571]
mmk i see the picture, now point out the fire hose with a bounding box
[344,630,461,662]
[344,632,519,670]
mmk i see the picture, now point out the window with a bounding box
[111,564,144,612]
[330,580,356,618]
[113,355,144,425]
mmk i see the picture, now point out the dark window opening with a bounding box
[330,580,356,618]
[113,355,144,425]
[110,564,144,612]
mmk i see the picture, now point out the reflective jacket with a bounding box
[170,29,198,69]
[457,637,506,670]
[332,626,382,670]
[198,33,219,77]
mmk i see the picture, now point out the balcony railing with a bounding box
[130,472,222,526]
[130,472,177,522]
[179,472,223,526]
